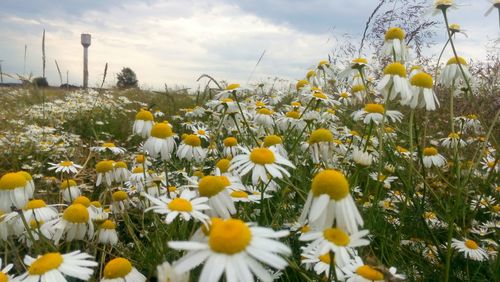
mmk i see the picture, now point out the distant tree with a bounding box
[32,77,49,87]
[116,67,138,89]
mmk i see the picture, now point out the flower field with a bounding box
[0,3,499,282]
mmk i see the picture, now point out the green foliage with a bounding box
[116,67,138,89]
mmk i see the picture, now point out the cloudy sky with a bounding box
[1,0,498,90]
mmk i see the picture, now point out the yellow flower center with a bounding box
[132,166,143,174]
[231,190,249,198]
[449,23,461,31]
[446,56,467,65]
[249,148,275,165]
[410,72,433,89]
[168,186,177,192]
[135,109,154,121]
[114,161,127,169]
[300,225,311,233]
[112,191,128,202]
[487,161,495,168]
[102,142,116,148]
[257,108,273,115]
[104,258,133,279]
[467,114,478,120]
[296,79,309,91]
[285,111,301,119]
[101,220,116,229]
[62,204,89,223]
[24,199,47,210]
[356,265,384,280]
[263,135,282,147]
[225,83,240,90]
[465,239,479,250]
[308,128,334,143]
[59,161,74,167]
[384,27,405,41]
[448,132,460,139]
[183,134,201,147]
[135,154,145,163]
[0,272,8,282]
[311,169,349,200]
[306,70,316,79]
[29,219,44,229]
[73,196,91,207]
[340,92,349,98]
[291,101,301,107]
[313,92,328,99]
[60,179,77,190]
[168,198,193,212]
[435,0,454,8]
[214,159,230,173]
[396,146,409,153]
[255,101,266,107]
[28,253,63,275]
[193,170,204,178]
[351,84,365,93]
[424,211,436,219]
[198,176,226,197]
[323,228,350,246]
[151,122,173,138]
[0,172,28,190]
[223,137,238,147]
[423,147,438,156]
[96,160,114,173]
[352,57,368,65]
[91,201,102,208]
[318,60,330,68]
[208,219,252,254]
[383,62,406,77]
[364,104,385,114]
[319,253,332,264]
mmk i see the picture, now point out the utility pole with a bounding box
[81,33,91,89]
[0,60,3,84]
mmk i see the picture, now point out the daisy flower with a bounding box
[22,199,59,223]
[19,251,98,282]
[306,70,320,86]
[222,137,242,157]
[429,0,459,16]
[439,56,471,87]
[300,227,370,266]
[97,220,119,246]
[299,169,364,233]
[440,132,467,148]
[408,71,440,111]
[254,108,275,129]
[144,189,210,224]
[339,58,369,79]
[113,161,131,183]
[352,104,403,124]
[184,176,235,219]
[95,160,115,186]
[308,128,335,164]
[168,218,291,282]
[300,251,346,280]
[51,203,94,244]
[276,111,306,132]
[111,191,132,212]
[377,62,412,104]
[59,179,81,203]
[0,258,15,282]
[230,147,295,186]
[91,142,126,155]
[191,124,210,141]
[337,91,353,106]
[451,238,488,261]
[0,171,34,211]
[48,161,83,174]
[176,134,207,163]
[144,122,177,161]
[262,135,288,158]
[157,261,189,282]
[422,147,447,168]
[133,108,154,138]
[343,256,385,282]
[369,172,398,189]
[381,27,409,62]
[101,257,146,282]
[215,83,243,99]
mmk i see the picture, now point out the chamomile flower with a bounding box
[254,107,275,129]
[343,256,385,282]
[377,62,412,104]
[97,220,119,246]
[422,147,447,168]
[222,137,242,157]
[176,134,207,163]
[157,261,189,282]
[51,203,94,244]
[168,218,291,282]
[339,58,370,79]
[91,142,126,155]
[19,251,98,282]
[439,56,471,86]
[22,199,59,223]
[215,83,243,99]
[382,27,409,62]
[48,161,82,174]
[144,122,177,161]
[308,128,335,164]
[451,238,488,261]
[0,258,14,282]
[440,132,467,148]
[262,135,288,158]
[408,72,440,110]
[95,160,115,186]
[430,0,459,15]
[300,251,346,280]
[337,91,353,106]
[369,173,398,188]
[133,108,154,138]
[352,104,403,124]
[191,124,210,141]
[230,147,295,186]
[185,176,235,219]
[300,227,370,266]
[299,169,364,233]
[144,189,210,224]
[113,162,131,183]
[0,172,35,211]
[59,179,81,203]
[101,257,146,282]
